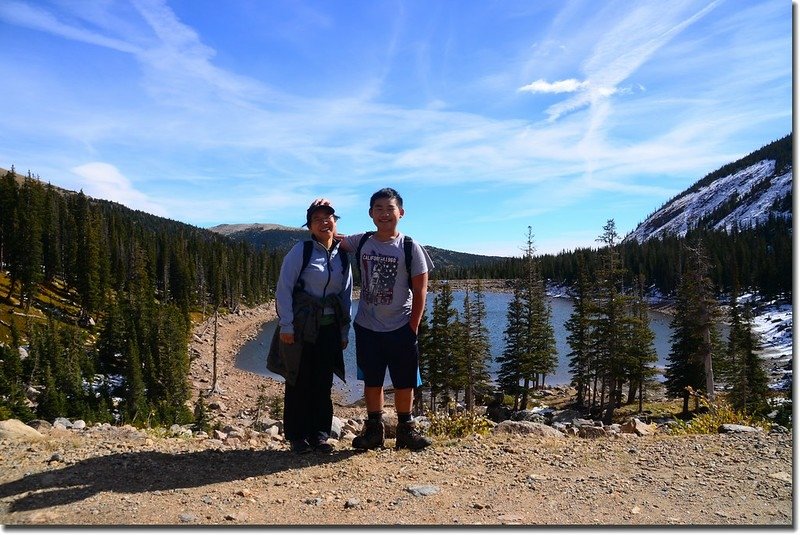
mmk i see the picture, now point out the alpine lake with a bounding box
[236,291,729,405]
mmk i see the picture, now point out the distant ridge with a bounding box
[209,223,308,252]
[209,223,511,268]
[210,223,303,233]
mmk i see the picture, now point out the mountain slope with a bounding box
[209,224,510,269]
[626,134,792,242]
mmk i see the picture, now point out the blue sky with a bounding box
[0,0,791,256]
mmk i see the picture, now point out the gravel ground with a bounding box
[0,424,792,526]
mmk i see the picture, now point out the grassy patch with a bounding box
[0,271,84,346]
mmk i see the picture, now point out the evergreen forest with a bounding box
[433,218,791,302]
[0,168,280,426]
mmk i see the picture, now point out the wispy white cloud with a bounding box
[71,162,167,216]
[0,0,789,254]
[523,0,722,122]
[518,78,588,94]
[0,1,141,53]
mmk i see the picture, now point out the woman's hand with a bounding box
[280,333,295,345]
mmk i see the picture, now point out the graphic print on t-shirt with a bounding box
[361,252,398,305]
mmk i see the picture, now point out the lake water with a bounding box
[236,291,718,405]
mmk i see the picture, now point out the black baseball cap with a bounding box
[303,202,338,227]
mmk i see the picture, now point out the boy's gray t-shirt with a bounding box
[345,232,434,332]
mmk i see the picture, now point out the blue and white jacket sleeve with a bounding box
[275,243,304,335]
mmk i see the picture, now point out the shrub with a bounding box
[254,384,284,420]
[669,391,770,435]
[426,410,492,438]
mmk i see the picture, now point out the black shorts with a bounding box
[354,322,420,389]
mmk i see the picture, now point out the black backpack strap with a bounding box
[355,231,374,261]
[296,240,313,290]
[338,247,349,277]
[354,231,375,281]
[403,235,414,289]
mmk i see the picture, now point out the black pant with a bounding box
[283,323,337,442]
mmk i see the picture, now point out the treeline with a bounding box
[417,229,560,415]
[435,217,792,301]
[418,221,778,423]
[0,168,280,425]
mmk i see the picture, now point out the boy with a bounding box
[316,188,433,450]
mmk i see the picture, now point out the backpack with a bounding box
[295,240,350,291]
[355,231,414,289]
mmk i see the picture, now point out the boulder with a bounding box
[718,424,761,434]
[254,418,282,433]
[512,410,546,424]
[620,418,655,436]
[53,417,72,429]
[492,420,565,438]
[550,409,584,424]
[26,419,52,431]
[0,419,44,440]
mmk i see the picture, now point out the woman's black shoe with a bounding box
[309,437,334,453]
[290,439,312,454]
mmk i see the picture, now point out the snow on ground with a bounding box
[751,300,793,391]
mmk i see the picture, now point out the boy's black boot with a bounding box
[395,421,432,451]
[352,419,385,450]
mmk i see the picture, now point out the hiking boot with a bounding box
[352,419,385,450]
[395,421,432,451]
[290,439,312,454]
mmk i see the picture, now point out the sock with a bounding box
[397,412,412,424]
[368,411,383,421]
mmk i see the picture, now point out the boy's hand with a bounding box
[312,198,332,207]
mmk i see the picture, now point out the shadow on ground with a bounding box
[0,448,359,513]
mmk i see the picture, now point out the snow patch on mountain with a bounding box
[626,159,792,243]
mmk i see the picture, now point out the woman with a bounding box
[267,201,352,454]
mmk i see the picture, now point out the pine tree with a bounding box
[123,336,148,425]
[152,303,191,424]
[518,227,557,409]
[37,364,67,422]
[17,175,44,309]
[566,257,593,408]
[625,277,658,412]
[588,220,630,422]
[0,168,18,271]
[0,344,34,421]
[97,300,128,376]
[41,186,63,282]
[725,294,770,414]
[664,242,721,413]
[414,307,431,416]
[426,281,458,411]
[456,282,491,411]
[498,284,526,409]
